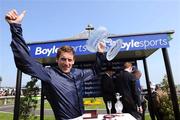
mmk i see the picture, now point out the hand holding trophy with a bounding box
[86,26,123,61]
[86,26,109,53]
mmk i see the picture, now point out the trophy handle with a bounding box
[106,39,123,61]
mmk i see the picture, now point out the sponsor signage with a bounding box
[28,33,170,59]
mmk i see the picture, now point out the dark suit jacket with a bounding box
[100,73,116,100]
[114,70,139,114]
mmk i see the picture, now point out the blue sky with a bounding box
[0,0,180,87]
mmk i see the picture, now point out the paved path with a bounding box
[0,105,53,115]
[0,105,14,113]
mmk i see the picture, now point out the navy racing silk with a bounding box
[10,23,97,120]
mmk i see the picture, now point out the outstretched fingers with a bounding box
[11,10,18,20]
[5,9,17,20]
[5,9,26,24]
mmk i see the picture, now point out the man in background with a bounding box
[97,42,142,119]
[132,69,145,120]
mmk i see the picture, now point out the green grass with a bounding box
[145,113,151,120]
[0,112,13,120]
[36,101,53,109]
[0,112,55,120]
[44,101,53,109]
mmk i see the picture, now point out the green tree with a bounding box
[158,75,175,120]
[19,77,39,120]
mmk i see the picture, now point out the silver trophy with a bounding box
[86,26,123,61]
